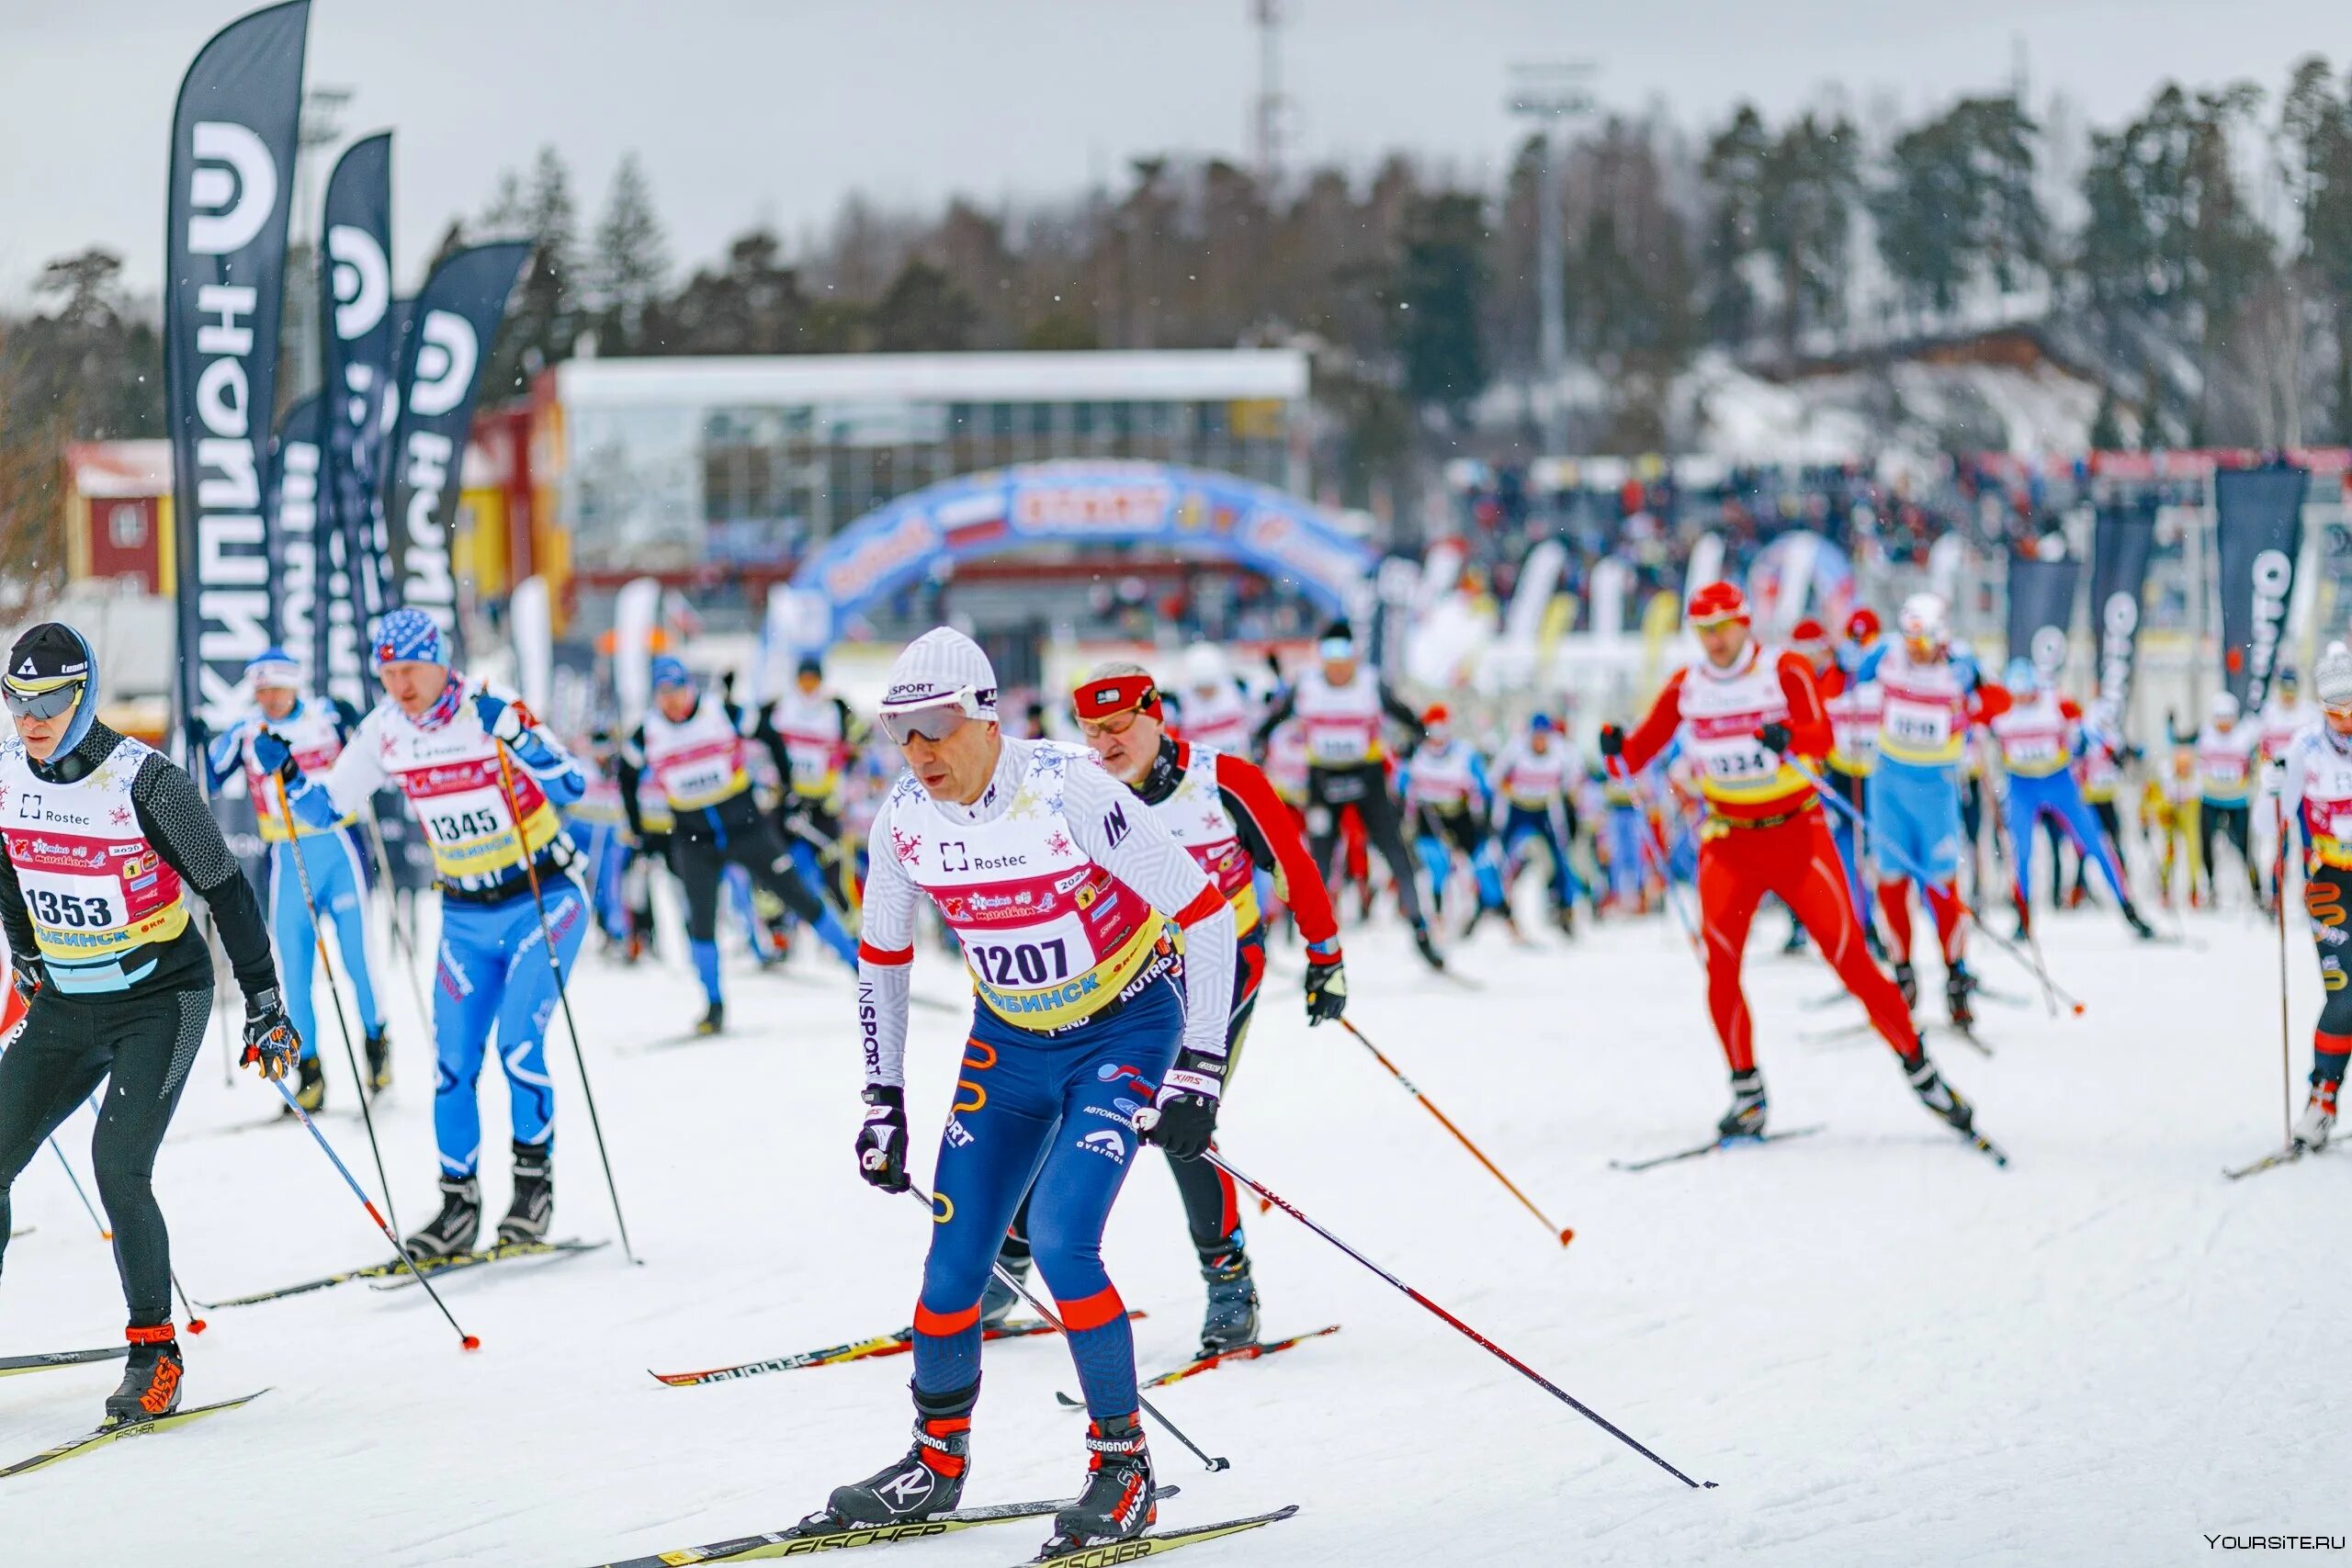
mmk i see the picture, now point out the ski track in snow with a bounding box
[0,898,2337,1564]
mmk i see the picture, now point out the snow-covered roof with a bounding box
[553,350,1309,409]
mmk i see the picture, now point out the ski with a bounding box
[1799,989,1857,1012]
[1611,1124,1826,1172]
[1960,1129,2010,1167]
[1053,1325,1341,1406]
[1797,1019,1873,1046]
[1025,1505,1299,1566]
[198,1238,601,1309]
[2225,1144,2312,1180]
[0,1345,129,1379]
[369,1237,606,1290]
[0,1391,266,1480]
[7,1224,32,1238]
[1925,1021,1996,1057]
[650,1314,1146,1388]
[580,1485,1181,1567]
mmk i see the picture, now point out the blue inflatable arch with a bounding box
[790,460,1375,642]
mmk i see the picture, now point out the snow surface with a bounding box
[2,890,2336,1566]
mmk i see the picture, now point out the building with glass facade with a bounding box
[549,350,1310,580]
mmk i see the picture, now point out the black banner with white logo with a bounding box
[316,130,392,709]
[2088,498,2156,718]
[164,0,309,757]
[266,394,320,656]
[382,243,527,664]
[2215,467,2311,711]
[2004,555,2079,684]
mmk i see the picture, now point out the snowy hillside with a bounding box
[0,897,2329,1565]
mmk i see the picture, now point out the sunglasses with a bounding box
[880,692,984,746]
[1077,707,1150,741]
[3,680,85,720]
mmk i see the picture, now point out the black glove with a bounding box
[855,1084,910,1192]
[10,955,42,1012]
[1304,949,1347,1025]
[239,987,302,1080]
[1758,721,1792,755]
[1142,1087,1219,1160]
[1598,723,1624,759]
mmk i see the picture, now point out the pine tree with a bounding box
[1389,191,1490,428]
[593,152,670,353]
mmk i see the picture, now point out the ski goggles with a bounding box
[878,688,989,746]
[1317,637,1354,661]
[2,676,85,720]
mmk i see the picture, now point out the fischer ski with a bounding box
[2225,1145,2313,1180]
[0,1345,129,1380]
[1054,1325,1340,1405]
[368,1237,605,1290]
[1611,1124,1826,1172]
[198,1238,601,1309]
[580,1485,1181,1567]
[1026,1505,1299,1565]
[650,1314,1146,1388]
[0,1391,267,1480]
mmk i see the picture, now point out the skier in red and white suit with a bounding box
[1602,581,1977,1142]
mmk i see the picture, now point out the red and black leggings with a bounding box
[2305,864,2352,1088]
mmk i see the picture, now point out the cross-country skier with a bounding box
[1405,705,1517,937]
[2068,699,2135,908]
[2174,694,2263,908]
[617,657,856,1036]
[1492,713,1583,932]
[2258,668,2315,910]
[2270,644,2352,1150]
[260,608,586,1259]
[763,653,864,914]
[567,730,637,953]
[1987,660,2154,940]
[1602,583,1978,1143]
[1853,592,2010,1028]
[0,622,300,1422]
[1821,607,1884,939]
[981,660,1345,1356]
[1167,644,1258,753]
[1251,621,1445,968]
[818,628,1238,1553]
[204,647,390,1106]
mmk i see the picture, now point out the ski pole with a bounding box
[361,803,436,1045]
[492,739,639,1265]
[1338,1018,1573,1246]
[2275,795,2294,1146]
[1980,784,2059,1019]
[270,1075,479,1350]
[1605,757,1702,964]
[275,776,402,1240]
[897,1182,1228,1472]
[1792,759,2086,1015]
[1206,1153,1711,1490]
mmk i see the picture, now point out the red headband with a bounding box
[1072,672,1162,721]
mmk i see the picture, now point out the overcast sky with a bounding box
[1,0,2342,306]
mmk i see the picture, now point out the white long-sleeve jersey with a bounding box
[855,735,1236,1097]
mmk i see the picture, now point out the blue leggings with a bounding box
[267,831,383,1062]
[1500,804,1581,909]
[567,818,630,942]
[914,978,1180,1419]
[1605,807,1646,904]
[1826,766,1876,928]
[432,883,586,1176]
[2006,772,2125,907]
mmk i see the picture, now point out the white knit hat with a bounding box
[882,627,999,718]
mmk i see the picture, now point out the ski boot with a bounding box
[498,1141,554,1245]
[1945,964,1977,1031]
[1904,1054,1974,1134]
[1198,1231,1261,1355]
[979,1249,1031,1330]
[820,1383,974,1527]
[695,1001,726,1036]
[2292,1079,2339,1152]
[1554,903,1577,937]
[1892,959,1917,1010]
[286,1052,325,1115]
[1716,1069,1768,1139]
[1780,923,1808,955]
[1047,1413,1156,1550]
[363,1028,393,1093]
[403,1176,482,1261]
[104,1325,183,1426]
[2121,901,2156,940]
[1411,921,1446,972]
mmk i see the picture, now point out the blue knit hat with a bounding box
[245,646,302,690]
[373,607,447,671]
[650,655,694,691]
